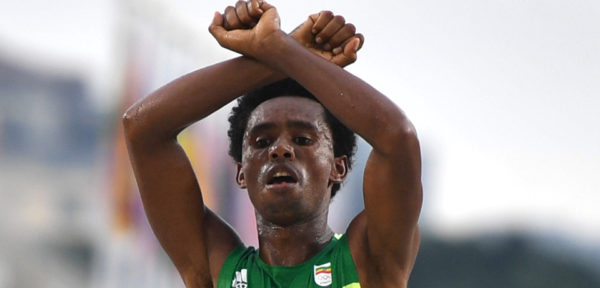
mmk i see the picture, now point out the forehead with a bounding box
[246,96,327,131]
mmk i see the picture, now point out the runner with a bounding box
[123,1,422,287]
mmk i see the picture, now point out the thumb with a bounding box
[208,12,228,44]
[334,37,360,66]
[343,37,361,55]
[308,12,319,24]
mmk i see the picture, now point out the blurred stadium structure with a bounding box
[1,0,599,287]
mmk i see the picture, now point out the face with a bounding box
[236,96,347,226]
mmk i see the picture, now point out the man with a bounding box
[123,1,422,287]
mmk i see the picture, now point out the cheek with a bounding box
[309,144,335,177]
[241,147,268,180]
[241,141,259,164]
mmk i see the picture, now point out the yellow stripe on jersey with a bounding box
[343,283,361,288]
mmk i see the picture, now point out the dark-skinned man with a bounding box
[123,1,422,287]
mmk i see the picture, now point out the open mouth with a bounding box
[267,171,298,185]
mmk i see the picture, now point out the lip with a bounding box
[265,181,298,193]
[264,163,300,187]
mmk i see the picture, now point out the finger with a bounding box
[308,13,319,24]
[235,1,255,27]
[333,32,363,55]
[316,15,345,48]
[333,51,357,67]
[332,46,343,55]
[208,12,228,44]
[223,6,242,30]
[259,0,276,11]
[312,11,334,39]
[327,23,356,52]
[258,1,280,28]
[353,33,364,52]
[209,11,224,32]
[307,13,319,33]
[332,37,349,55]
[290,15,312,36]
[332,53,356,67]
[247,0,264,18]
[343,37,361,57]
[331,37,361,66]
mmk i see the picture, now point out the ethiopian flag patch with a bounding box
[314,262,332,287]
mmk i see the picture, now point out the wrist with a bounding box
[255,30,290,61]
[258,32,303,73]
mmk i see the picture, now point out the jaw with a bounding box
[255,200,330,230]
[251,184,332,228]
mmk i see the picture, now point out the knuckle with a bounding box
[225,13,238,24]
[248,3,261,16]
[358,34,365,45]
[236,10,250,21]
[346,23,356,33]
[224,6,235,15]
[334,15,345,23]
[321,10,333,17]
[329,34,342,43]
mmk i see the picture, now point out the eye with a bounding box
[255,138,271,148]
[294,136,312,146]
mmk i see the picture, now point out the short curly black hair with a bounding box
[227,78,356,197]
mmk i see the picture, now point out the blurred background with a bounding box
[1,0,599,287]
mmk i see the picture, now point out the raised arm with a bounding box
[122,2,363,287]
[123,57,276,288]
[209,3,422,287]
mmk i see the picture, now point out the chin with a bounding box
[257,199,312,226]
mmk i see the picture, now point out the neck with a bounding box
[256,210,334,266]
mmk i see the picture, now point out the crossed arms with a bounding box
[122,1,422,287]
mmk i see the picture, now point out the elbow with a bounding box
[122,103,180,145]
[378,120,420,157]
[121,104,145,143]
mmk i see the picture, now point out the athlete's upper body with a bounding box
[122,1,423,287]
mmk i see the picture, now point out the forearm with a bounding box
[121,56,263,282]
[259,33,415,155]
[123,56,283,143]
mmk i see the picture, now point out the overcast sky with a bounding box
[2,0,599,243]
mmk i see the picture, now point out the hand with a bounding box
[213,1,363,67]
[221,0,263,29]
[209,0,282,58]
[291,11,364,67]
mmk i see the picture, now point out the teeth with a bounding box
[274,172,290,177]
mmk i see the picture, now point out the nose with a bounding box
[269,139,295,161]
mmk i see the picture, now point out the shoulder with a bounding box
[216,245,256,287]
[346,212,419,288]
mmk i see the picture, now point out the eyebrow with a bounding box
[248,120,319,136]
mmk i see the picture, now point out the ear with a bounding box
[236,163,247,188]
[329,155,348,184]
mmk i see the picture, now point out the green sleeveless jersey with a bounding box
[217,234,361,288]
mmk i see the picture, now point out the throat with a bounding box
[256,218,334,266]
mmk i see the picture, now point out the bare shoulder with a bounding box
[347,204,420,288]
